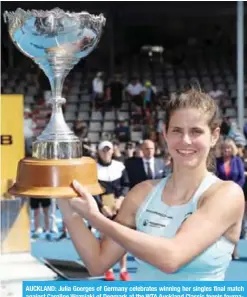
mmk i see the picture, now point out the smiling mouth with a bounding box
[176,149,197,156]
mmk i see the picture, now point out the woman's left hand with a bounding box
[70,180,102,221]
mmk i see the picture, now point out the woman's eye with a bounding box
[191,129,202,135]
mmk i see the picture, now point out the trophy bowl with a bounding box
[4,8,106,197]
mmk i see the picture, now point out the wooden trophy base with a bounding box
[8,157,104,198]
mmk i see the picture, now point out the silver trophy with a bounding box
[4,8,106,198]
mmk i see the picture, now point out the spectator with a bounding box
[143,80,157,110]
[220,117,231,136]
[131,109,143,128]
[133,143,144,158]
[94,141,130,281]
[30,198,51,240]
[216,138,245,187]
[82,138,95,158]
[124,142,136,159]
[143,116,157,142]
[109,74,124,112]
[74,120,88,139]
[92,72,104,109]
[112,141,125,162]
[115,117,130,143]
[126,78,144,109]
[125,139,168,189]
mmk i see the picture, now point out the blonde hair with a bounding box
[222,138,238,157]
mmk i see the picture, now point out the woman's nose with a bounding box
[182,133,192,144]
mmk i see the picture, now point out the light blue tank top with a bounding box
[133,172,234,281]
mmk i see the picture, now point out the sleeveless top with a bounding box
[133,172,234,281]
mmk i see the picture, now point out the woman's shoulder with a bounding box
[233,155,243,162]
[200,178,244,211]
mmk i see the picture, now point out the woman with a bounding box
[216,138,245,188]
[216,138,246,259]
[57,89,244,281]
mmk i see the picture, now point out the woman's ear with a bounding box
[211,127,220,147]
[162,124,167,141]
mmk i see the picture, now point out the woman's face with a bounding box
[222,143,233,158]
[164,108,219,169]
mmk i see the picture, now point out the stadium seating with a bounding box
[1,48,246,152]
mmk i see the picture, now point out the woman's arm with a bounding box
[57,181,152,276]
[71,181,244,274]
[57,199,126,276]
